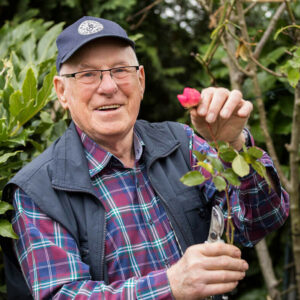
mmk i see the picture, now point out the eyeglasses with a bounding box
[60,66,140,85]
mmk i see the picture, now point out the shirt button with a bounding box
[164,258,169,267]
[148,218,154,225]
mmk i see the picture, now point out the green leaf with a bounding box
[197,161,214,174]
[222,168,241,186]
[9,90,23,117]
[232,154,250,177]
[193,150,207,162]
[287,68,300,88]
[219,147,237,162]
[37,23,64,63]
[0,219,18,239]
[180,171,207,186]
[247,147,263,159]
[22,68,37,103]
[36,65,56,110]
[213,175,227,191]
[0,151,21,164]
[0,201,14,214]
[207,157,224,172]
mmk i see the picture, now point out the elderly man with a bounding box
[2,16,288,299]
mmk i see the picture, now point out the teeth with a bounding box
[98,104,120,110]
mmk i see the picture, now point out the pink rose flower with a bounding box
[177,87,201,108]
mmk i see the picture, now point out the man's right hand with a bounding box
[167,242,248,299]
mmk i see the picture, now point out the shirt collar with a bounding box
[76,126,144,178]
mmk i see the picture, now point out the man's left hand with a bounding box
[190,87,253,151]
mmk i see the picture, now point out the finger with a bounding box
[220,90,243,119]
[196,87,215,116]
[197,242,242,258]
[200,269,246,284]
[205,88,230,123]
[199,255,249,272]
[237,99,253,118]
[202,281,239,297]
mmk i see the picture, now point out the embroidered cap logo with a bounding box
[78,20,104,35]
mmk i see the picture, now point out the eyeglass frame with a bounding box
[60,65,140,84]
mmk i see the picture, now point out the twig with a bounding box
[243,2,256,15]
[253,2,286,59]
[220,36,253,77]
[130,11,149,30]
[203,0,236,64]
[248,54,286,78]
[197,0,210,13]
[285,0,296,25]
[126,0,163,22]
[280,284,298,296]
[192,52,217,85]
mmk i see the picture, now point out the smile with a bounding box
[97,104,121,111]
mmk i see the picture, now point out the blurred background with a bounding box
[0,0,299,299]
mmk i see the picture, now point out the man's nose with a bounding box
[97,71,118,94]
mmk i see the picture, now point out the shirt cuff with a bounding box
[136,269,173,300]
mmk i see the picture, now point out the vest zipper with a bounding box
[101,212,107,282]
[147,146,190,255]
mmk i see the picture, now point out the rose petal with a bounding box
[177,87,201,108]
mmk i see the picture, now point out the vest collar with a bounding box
[51,120,180,192]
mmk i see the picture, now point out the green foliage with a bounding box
[181,143,268,193]
[279,47,300,88]
[0,19,67,239]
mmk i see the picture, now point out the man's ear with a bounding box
[53,75,68,110]
[138,65,145,99]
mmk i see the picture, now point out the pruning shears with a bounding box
[206,205,228,300]
[206,205,224,243]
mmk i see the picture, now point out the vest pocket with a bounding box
[176,190,211,244]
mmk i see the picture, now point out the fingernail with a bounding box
[243,262,249,270]
[206,112,215,123]
[199,108,206,115]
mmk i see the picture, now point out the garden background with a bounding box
[0,0,299,299]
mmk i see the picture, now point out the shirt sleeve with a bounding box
[183,124,289,247]
[12,188,173,300]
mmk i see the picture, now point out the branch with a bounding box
[287,81,300,194]
[248,54,286,78]
[126,0,163,22]
[253,3,286,59]
[243,2,256,15]
[220,36,253,77]
[235,0,289,188]
[255,239,281,300]
[252,75,290,189]
[197,0,210,13]
[285,0,296,25]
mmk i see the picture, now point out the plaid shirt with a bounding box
[12,124,289,299]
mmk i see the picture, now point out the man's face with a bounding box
[54,39,145,145]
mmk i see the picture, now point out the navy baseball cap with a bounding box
[56,16,135,72]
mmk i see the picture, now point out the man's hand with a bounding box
[167,243,248,299]
[190,87,253,151]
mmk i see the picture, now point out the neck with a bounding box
[96,130,135,168]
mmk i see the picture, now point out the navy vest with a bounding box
[1,120,212,299]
